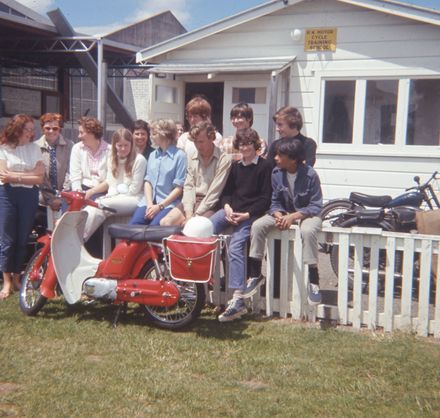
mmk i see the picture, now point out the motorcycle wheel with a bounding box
[320,199,357,228]
[319,199,358,253]
[138,260,205,330]
[19,248,48,316]
[329,218,402,293]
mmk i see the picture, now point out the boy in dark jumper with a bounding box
[210,128,272,322]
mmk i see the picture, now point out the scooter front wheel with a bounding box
[138,260,205,330]
[19,248,48,315]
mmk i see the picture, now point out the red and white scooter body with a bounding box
[51,211,101,304]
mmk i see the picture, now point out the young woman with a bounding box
[130,119,187,226]
[83,128,147,241]
[0,114,44,299]
[132,119,154,162]
[69,117,109,200]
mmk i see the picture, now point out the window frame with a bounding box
[315,70,440,157]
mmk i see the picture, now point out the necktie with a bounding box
[48,144,58,190]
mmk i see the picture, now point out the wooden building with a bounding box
[137,0,440,200]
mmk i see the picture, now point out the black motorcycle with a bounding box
[320,171,440,228]
[320,172,440,291]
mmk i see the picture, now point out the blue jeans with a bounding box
[129,206,172,226]
[0,185,39,273]
[210,209,254,291]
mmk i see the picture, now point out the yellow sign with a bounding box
[304,28,337,52]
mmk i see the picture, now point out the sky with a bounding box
[15,0,440,35]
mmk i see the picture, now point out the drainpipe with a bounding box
[96,38,104,126]
[268,70,279,146]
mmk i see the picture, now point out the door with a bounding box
[148,74,185,122]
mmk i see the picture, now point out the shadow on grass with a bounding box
[30,299,273,337]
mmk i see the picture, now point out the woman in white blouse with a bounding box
[82,128,147,241]
[69,117,109,200]
[0,114,44,299]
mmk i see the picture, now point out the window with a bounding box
[2,86,41,117]
[232,87,266,104]
[322,81,355,143]
[406,79,440,146]
[0,67,58,117]
[321,77,440,146]
[364,80,398,144]
[155,85,177,104]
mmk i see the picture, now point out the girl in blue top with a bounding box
[130,119,187,226]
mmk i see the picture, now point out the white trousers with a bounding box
[83,194,139,241]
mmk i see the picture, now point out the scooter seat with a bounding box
[108,224,183,243]
[349,192,392,208]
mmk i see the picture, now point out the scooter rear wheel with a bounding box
[19,248,48,315]
[138,260,205,330]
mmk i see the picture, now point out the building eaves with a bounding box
[0,9,57,35]
[1,0,52,25]
[339,0,440,26]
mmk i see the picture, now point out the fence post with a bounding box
[337,232,350,325]
[290,226,305,319]
[367,235,380,330]
[418,239,433,336]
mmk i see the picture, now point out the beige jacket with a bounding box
[182,146,232,216]
[35,134,74,206]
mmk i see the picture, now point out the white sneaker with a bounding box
[308,283,322,305]
[218,298,247,322]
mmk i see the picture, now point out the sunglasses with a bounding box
[44,126,60,132]
[238,141,254,147]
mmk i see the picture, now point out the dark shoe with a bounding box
[242,275,266,298]
[218,298,247,322]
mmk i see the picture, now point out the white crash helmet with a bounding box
[182,216,214,238]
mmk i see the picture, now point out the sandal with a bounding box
[0,289,13,300]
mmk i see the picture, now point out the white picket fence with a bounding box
[210,225,440,338]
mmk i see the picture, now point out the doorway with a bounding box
[185,82,224,134]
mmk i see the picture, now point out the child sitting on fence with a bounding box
[210,127,272,322]
[245,138,323,305]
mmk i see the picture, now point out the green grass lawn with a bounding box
[1,295,440,418]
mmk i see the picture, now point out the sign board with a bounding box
[305,28,337,52]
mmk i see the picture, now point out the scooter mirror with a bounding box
[414,175,420,184]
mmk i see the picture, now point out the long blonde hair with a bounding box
[111,128,137,178]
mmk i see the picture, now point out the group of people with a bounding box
[0,95,323,325]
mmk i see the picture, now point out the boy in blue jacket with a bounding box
[245,138,323,304]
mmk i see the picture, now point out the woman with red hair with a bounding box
[0,114,44,299]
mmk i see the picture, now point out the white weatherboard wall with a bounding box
[281,0,440,200]
[146,0,440,201]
